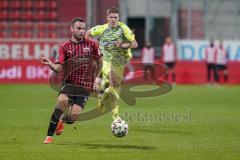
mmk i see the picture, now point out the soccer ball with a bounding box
[111,119,128,137]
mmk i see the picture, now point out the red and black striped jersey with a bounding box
[56,38,101,90]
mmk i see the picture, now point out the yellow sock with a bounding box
[99,86,121,120]
[107,86,119,99]
[108,86,120,120]
[112,105,120,120]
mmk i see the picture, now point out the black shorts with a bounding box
[165,62,176,69]
[59,82,90,108]
[143,64,154,71]
[216,64,227,71]
[207,63,215,70]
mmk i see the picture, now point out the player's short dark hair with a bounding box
[107,7,119,15]
[71,17,85,26]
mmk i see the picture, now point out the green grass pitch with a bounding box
[0,84,239,160]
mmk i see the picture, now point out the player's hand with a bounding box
[93,77,101,91]
[40,57,51,65]
[114,41,131,49]
[114,41,122,48]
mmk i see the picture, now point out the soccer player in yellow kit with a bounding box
[85,7,138,120]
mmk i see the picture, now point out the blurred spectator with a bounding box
[141,41,155,80]
[215,40,228,83]
[205,39,217,83]
[162,36,177,83]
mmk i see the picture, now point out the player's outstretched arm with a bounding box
[85,29,92,40]
[95,58,103,78]
[129,39,138,48]
[93,58,103,91]
[40,57,62,72]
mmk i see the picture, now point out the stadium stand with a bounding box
[1,0,239,40]
[1,0,60,38]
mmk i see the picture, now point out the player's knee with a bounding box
[57,95,69,108]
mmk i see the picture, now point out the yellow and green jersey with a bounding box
[90,22,135,66]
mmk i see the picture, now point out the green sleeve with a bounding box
[90,24,108,36]
[120,22,135,42]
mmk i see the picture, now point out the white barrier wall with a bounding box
[178,40,240,61]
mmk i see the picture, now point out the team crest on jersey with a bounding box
[67,50,73,54]
[83,47,90,54]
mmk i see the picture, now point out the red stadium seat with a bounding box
[23,21,34,31]
[22,32,33,38]
[0,10,8,21]
[22,0,34,9]
[11,11,21,21]
[12,21,21,31]
[0,21,8,31]
[48,32,57,38]
[0,0,8,9]
[47,22,57,31]
[48,1,57,10]
[0,31,8,38]
[36,1,45,10]
[22,10,33,21]
[35,11,46,21]
[48,11,57,21]
[37,31,46,38]
[37,22,47,31]
[11,31,21,38]
[11,1,21,9]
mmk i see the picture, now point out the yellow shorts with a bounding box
[102,61,125,85]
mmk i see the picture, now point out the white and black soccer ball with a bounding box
[111,119,128,137]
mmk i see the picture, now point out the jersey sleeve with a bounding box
[90,24,107,36]
[55,45,65,64]
[121,22,135,42]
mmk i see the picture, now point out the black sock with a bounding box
[172,73,176,82]
[215,73,220,83]
[47,108,63,136]
[224,75,228,83]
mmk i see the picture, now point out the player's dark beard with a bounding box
[74,34,84,42]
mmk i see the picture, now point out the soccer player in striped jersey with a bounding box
[85,7,138,121]
[40,17,102,144]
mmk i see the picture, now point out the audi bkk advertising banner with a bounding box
[0,39,240,84]
[0,39,59,83]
